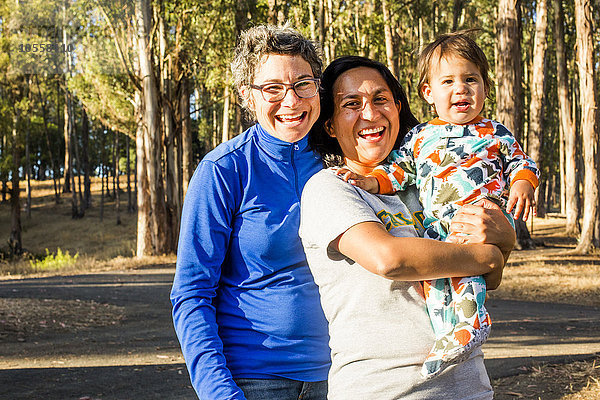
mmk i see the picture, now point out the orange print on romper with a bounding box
[454,328,472,346]
[435,165,458,182]
[474,120,494,138]
[457,189,482,206]
[427,150,442,165]
[463,154,483,168]
[413,135,425,159]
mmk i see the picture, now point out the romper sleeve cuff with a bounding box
[511,169,539,189]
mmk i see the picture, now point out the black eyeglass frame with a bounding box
[249,78,321,102]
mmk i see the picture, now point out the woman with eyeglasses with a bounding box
[170,25,330,400]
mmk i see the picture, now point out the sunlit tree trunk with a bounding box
[81,108,91,210]
[135,0,169,255]
[554,0,579,235]
[527,0,548,217]
[573,0,599,254]
[181,78,193,198]
[9,113,22,255]
[159,9,177,251]
[382,0,398,78]
[497,0,534,249]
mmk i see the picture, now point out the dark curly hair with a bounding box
[309,56,419,167]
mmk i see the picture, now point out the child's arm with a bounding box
[506,180,536,221]
[494,122,540,220]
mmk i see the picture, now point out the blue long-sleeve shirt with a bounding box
[171,123,330,399]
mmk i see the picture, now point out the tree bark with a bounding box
[33,74,60,203]
[527,0,548,217]
[453,0,464,31]
[554,0,579,235]
[159,9,178,251]
[9,113,22,255]
[496,0,524,142]
[115,132,121,226]
[81,108,92,210]
[63,86,72,194]
[135,0,169,255]
[573,0,599,253]
[181,77,193,197]
[382,0,398,78]
[496,0,534,249]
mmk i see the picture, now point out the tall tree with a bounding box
[135,0,169,255]
[496,0,534,249]
[573,0,599,253]
[527,0,548,216]
[553,0,579,235]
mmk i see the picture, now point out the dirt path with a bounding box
[1,265,599,399]
[0,266,195,400]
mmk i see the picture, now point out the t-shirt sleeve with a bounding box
[300,170,382,253]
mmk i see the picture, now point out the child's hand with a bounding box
[506,180,536,221]
[335,167,380,193]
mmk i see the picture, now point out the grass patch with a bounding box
[29,248,79,271]
[0,176,143,277]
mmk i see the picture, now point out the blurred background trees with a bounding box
[0,0,598,256]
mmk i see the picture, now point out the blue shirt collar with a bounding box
[254,123,312,159]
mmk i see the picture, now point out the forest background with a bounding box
[0,0,599,262]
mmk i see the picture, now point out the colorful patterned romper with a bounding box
[371,117,539,378]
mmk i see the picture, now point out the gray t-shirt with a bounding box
[299,169,493,400]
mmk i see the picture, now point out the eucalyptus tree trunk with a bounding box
[135,91,152,256]
[126,134,134,213]
[453,0,464,31]
[34,74,60,203]
[573,0,599,254]
[496,0,534,249]
[382,0,398,78]
[267,0,278,24]
[135,0,170,256]
[63,86,72,194]
[308,0,317,41]
[9,114,22,255]
[527,0,548,217]
[554,0,579,235]
[181,77,193,197]
[115,132,121,226]
[159,9,177,251]
[62,2,72,194]
[81,108,92,210]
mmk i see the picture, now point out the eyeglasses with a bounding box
[250,78,320,102]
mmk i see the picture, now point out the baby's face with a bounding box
[421,55,486,125]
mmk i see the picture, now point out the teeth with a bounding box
[359,127,384,136]
[276,113,304,122]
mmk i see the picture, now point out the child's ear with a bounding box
[422,83,435,106]
[325,120,335,137]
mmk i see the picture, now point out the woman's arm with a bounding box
[446,199,516,289]
[171,160,246,400]
[334,221,504,281]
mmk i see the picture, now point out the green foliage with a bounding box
[29,248,79,271]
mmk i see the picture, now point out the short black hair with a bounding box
[309,56,419,167]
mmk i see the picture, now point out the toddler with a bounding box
[338,31,539,378]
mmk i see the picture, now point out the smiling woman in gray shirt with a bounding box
[300,56,515,399]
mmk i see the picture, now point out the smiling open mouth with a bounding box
[358,127,385,140]
[454,101,470,111]
[275,112,306,123]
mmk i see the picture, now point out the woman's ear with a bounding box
[324,120,335,137]
[422,83,435,106]
[241,86,255,111]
